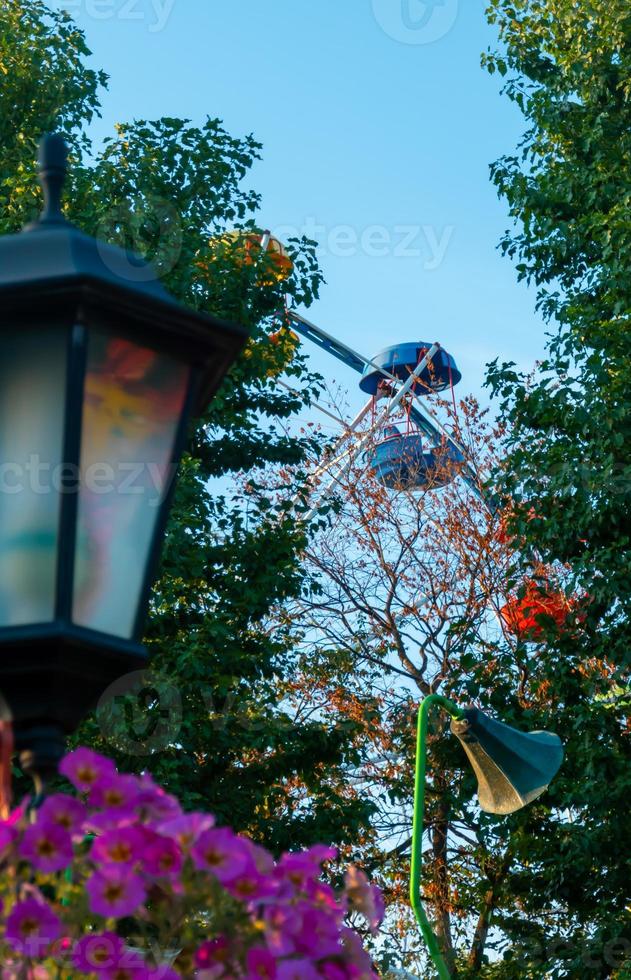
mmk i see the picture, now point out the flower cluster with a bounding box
[0,748,383,978]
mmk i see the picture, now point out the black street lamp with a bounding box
[0,135,247,792]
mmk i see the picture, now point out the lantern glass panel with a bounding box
[72,331,189,639]
[0,328,68,627]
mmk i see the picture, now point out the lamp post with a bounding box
[410,695,564,979]
[0,134,247,795]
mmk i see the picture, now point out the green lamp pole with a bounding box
[410,695,465,980]
[410,695,564,978]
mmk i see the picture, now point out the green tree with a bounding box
[0,0,374,856]
[482,0,631,975]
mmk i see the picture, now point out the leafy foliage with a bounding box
[482,0,631,975]
[0,0,373,858]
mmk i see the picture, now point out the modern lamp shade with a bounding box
[450,707,564,815]
[0,135,247,747]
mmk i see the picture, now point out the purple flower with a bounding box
[59,748,116,793]
[263,904,301,958]
[86,868,146,918]
[0,822,16,856]
[89,773,141,812]
[277,845,337,890]
[72,931,125,971]
[0,748,381,980]
[5,897,61,956]
[191,828,250,883]
[90,827,145,870]
[294,907,342,960]
[340,927,378,977]
[142,832,183,879]
[276,960,320,980]
[319,964,349,980]
[226,862,278,903]
[134,772,182,824]
[157,812,214,851]
[246,947,277,979]
[19,820,73,873]
[98,947,151,980]
[305,878,341,915]
[39,793,86,837]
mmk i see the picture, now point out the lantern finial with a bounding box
[37,133,68,226]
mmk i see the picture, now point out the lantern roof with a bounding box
[0,220,181,306]
[0,134,247,408]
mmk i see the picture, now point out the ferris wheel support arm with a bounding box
[290,312,437,390]
[289,312,370,375]
[302,345,440,522]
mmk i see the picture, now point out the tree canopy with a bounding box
[483,0,631,974]
[0,0,374,858]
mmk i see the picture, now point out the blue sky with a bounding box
[51,0,545,410]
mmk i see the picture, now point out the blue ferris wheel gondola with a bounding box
[368,426,464,491]
[359,342,461,396]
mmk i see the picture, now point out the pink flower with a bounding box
[19,821,73,873]
[157,812,214,851]
[98,948,150,980]
[263,904,301,958]
[344,867,385,934]
[195,937,233,977]
[191,828,250,883]
[142,833,183,879]
[5,897,61,956]
[134,773,182,823]
[319,964,349,980]
[277,845,337,890]
[86,868,146,918]
[305,878,341,915]
[1,966,52,980]
[90,827,145,870]
[224,856,278,903]
[246,947,277,979]
[39,794,86,837]
[293,907,342,960]
[60,748,116,793]
[0,822,16,856]
[3,799,30,829]
[276,960,320,980]
[72,931,125,971]
[89,773,141,812]
[340,928,378,977]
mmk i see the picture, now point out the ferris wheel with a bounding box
[283,310,487,520]
[232,228,489,520]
